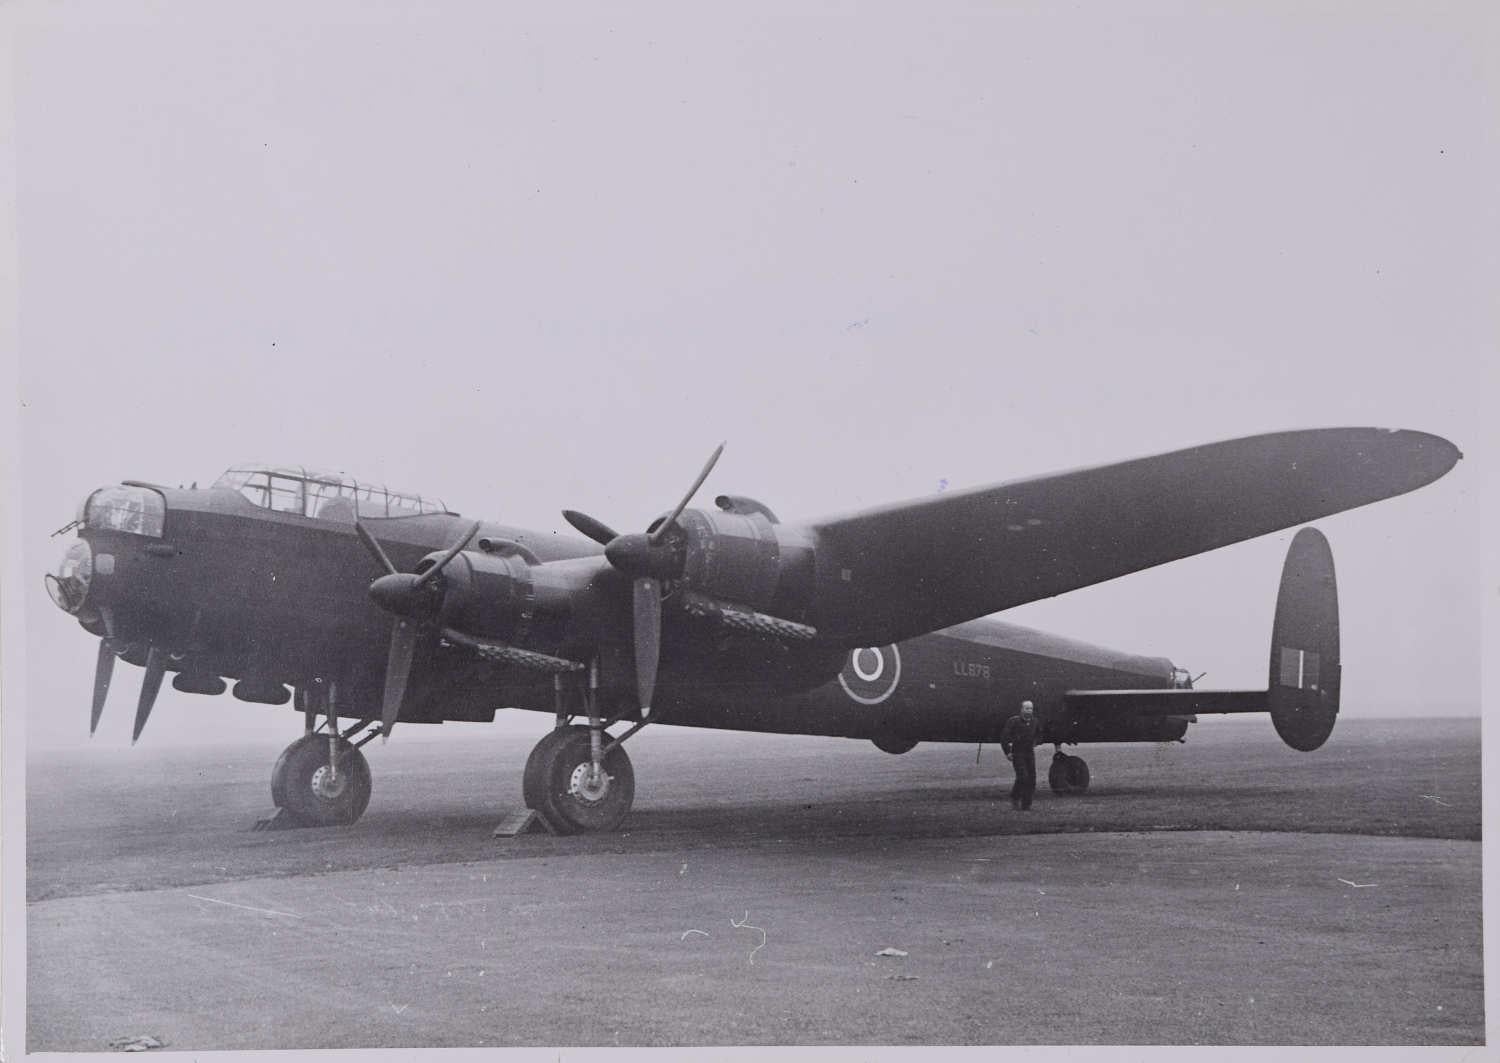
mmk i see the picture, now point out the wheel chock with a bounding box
[251,808,301,832]
[492,809,553,837]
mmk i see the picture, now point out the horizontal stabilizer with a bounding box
[1065,689,1265,717]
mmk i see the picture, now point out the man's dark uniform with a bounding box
[1000,711,1040,810]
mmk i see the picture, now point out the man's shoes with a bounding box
[1010,800,1020,811]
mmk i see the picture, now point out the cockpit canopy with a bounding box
[212,465,454,522]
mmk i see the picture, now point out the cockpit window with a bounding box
[85,485,166,536]
[306,480,359,522]
[212,466,452,521]
[266,475,304,515]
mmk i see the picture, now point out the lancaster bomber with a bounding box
[46,428,1460,833]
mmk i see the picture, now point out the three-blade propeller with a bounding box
[355,519,481,739]
[562,442,725,715]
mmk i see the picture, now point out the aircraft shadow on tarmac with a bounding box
[348,780,1467,846]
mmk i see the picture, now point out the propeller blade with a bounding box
[90,639,116,736]
[413,521,482,589]
[651,442,725,545]
[633,577,662,715]
[355,521,399,576]
[381,619,419,741]
[562,509,620,546]
[131,645,166,745]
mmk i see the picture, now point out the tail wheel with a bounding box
[273,734,372,827]
[1048,753,1090,795]
[524,725,635,835]
[1047,753,1075,794]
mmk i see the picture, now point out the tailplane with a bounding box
[1063,527,1342,751]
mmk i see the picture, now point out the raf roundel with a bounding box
[837,644,902,705]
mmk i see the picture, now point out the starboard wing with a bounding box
[806,428,1458,645]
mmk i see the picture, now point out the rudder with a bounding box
[1267,527,1340,751]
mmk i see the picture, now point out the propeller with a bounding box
[91,640,115,735]
[653,442,724,546]
[383,620,420,737]
[89,607,118,736]
[132,645,166,744]
[355,520,481,739]
[561,510,619,547]
[561,443,725,716]
[633,577,662,716]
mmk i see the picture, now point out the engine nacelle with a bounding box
[674,508,816,621]
[427,551,586,652]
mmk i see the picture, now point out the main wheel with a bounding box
[525,725,635,835]
[273,734,372,827]
[522,727,576,811]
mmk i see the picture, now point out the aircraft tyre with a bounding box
[272,734,373,827]
[872,734,917,755]
[521,727,575,811]
[524,725,634,835]
[1048,753,1090,795]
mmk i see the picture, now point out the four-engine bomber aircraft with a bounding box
[46,427,1460,833]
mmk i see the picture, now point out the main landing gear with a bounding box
[1048,747,1091,795]
[269,681,378,827]
[522,667,646,834]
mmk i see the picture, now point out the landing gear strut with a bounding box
[1048,747,1091,794]
[270,681,377,827]
[522,666,641,834]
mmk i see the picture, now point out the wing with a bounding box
[806,427,1459,645]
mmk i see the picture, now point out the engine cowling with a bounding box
[419,551,594,655]
[672,508,816,622]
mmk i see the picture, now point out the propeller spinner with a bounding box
[562,442,725,716]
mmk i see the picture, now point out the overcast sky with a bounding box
[9,1,1490,750]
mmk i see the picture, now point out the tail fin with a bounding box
[1063,527,1342,751]
[1267,527,1340,750]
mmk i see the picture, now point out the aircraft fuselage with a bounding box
[52,481,1185,747]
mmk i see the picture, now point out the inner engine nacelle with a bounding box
[428,552,580,651]
[673,508,816,620]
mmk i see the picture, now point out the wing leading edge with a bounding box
[807,428,1459,645]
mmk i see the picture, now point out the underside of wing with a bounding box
[807,427,1458,645]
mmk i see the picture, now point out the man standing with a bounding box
[999,700,1040,811]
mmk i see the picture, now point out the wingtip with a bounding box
[1396,428,1463,479]
[1354,427,1463,488]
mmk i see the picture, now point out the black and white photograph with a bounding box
[2,1,1492,1056]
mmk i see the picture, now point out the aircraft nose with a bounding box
[46,538,94,614]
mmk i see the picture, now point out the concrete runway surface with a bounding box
[26,715,1482,1048]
